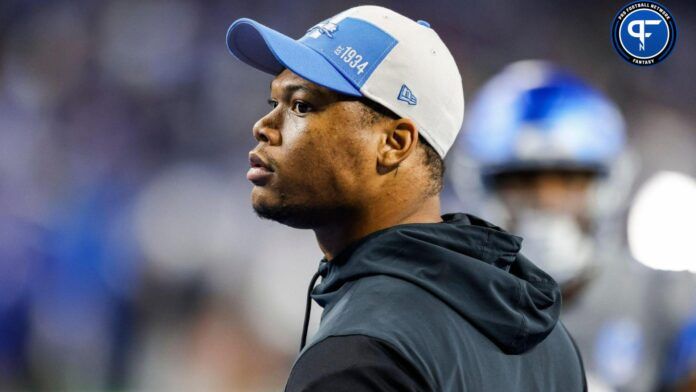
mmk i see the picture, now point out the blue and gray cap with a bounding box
[226,5,464,157]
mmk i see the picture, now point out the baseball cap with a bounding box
[226,5,464,157]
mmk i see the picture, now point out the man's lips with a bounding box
[248,152,274,185]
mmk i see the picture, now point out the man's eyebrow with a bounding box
[269,82,324,99]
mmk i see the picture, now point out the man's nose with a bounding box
[252,112,282,146]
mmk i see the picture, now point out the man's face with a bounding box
[492,170,599,295]
[247,69,380,228]
[492,170,596,230]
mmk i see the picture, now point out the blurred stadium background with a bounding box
[0,0,694,391]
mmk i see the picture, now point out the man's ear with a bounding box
[376,118,419,170]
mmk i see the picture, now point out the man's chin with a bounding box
[252,198,350,230]
[252,201,314,229]
[252,199,283,221]
[250,187,300,227]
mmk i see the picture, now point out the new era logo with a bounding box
[398,84,417,105]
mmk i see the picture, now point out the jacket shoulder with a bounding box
[286,334,430,391]
[313,275,453,344]
[306,275,586,391]
[305,275,462,387]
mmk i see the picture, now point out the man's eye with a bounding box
[267,99,278,109]
[292,101,312,114]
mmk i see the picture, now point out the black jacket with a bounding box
[285,213,586,391]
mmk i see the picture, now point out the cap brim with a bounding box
[226,18,361,97]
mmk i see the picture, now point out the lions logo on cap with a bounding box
[306,20,339,39]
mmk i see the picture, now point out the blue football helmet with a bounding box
[460,60,626,178]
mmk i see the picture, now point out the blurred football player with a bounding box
[457,60,695,392]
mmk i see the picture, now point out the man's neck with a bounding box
[314,196,442,261]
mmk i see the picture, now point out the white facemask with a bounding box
[514,210,594,285]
